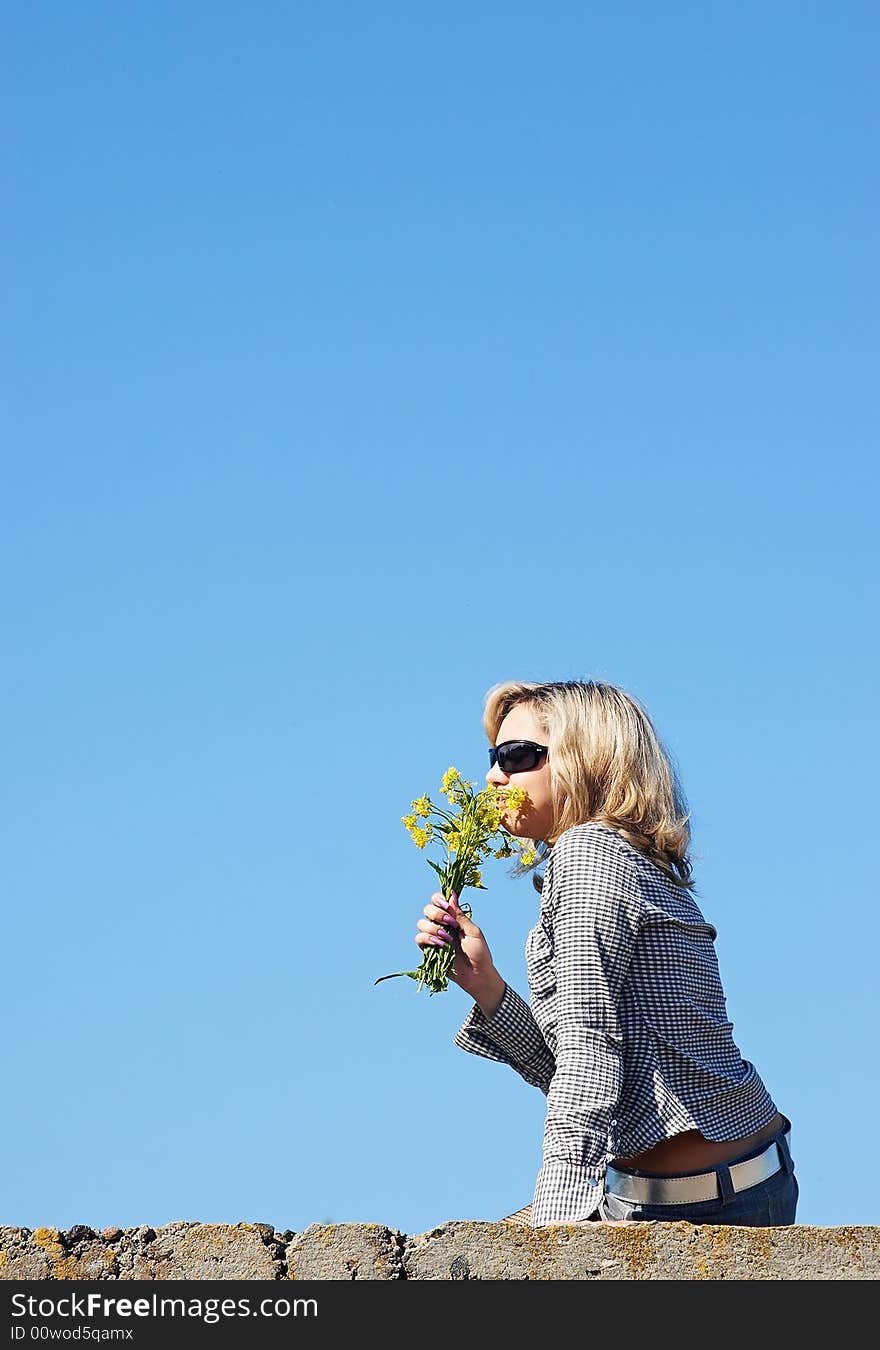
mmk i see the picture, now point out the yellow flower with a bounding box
[442,766,478,804]
[381,763,538,994]
[520,848,537,867]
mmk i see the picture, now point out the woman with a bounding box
[415,679,797,1227]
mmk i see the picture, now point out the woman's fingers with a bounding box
[416,917,456,947]
[432,890,472,925]
[424,896,461,930]
[419,889,483,960]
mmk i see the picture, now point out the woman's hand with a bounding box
[416,891,506,1016]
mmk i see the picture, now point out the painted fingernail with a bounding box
[428,934,448,946]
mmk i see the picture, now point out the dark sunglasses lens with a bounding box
[498,742,540,773]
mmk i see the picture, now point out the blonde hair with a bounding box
[483,679,696,892]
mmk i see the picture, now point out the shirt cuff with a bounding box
[456,983,546,1059]
[530,1158,605,1226]
[454,984,554,1091]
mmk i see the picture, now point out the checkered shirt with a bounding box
[454,821,778,1225]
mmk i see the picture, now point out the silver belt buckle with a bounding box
[605,1130,789,1206]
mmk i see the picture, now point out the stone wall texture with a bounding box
[1,1221,878,1280]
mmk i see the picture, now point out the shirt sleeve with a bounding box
[531,826,642,1225]
[454,983,556,1092]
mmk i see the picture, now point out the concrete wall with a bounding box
[1,1221,878,1280]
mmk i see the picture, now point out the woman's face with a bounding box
[486,702,555,842]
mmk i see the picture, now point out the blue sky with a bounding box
[3,2,877,1237]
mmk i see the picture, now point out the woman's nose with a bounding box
[486,765,507,785]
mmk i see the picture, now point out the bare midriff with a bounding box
[611,1111,785,1175]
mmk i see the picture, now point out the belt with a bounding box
[605,1131,790,1206]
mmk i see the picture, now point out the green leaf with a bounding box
[374,970,421,985]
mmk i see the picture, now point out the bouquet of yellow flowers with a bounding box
[375,766,537,994]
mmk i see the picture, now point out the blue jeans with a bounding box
[599,1118,798,1226]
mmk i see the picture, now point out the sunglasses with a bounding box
[488,740,549,773]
